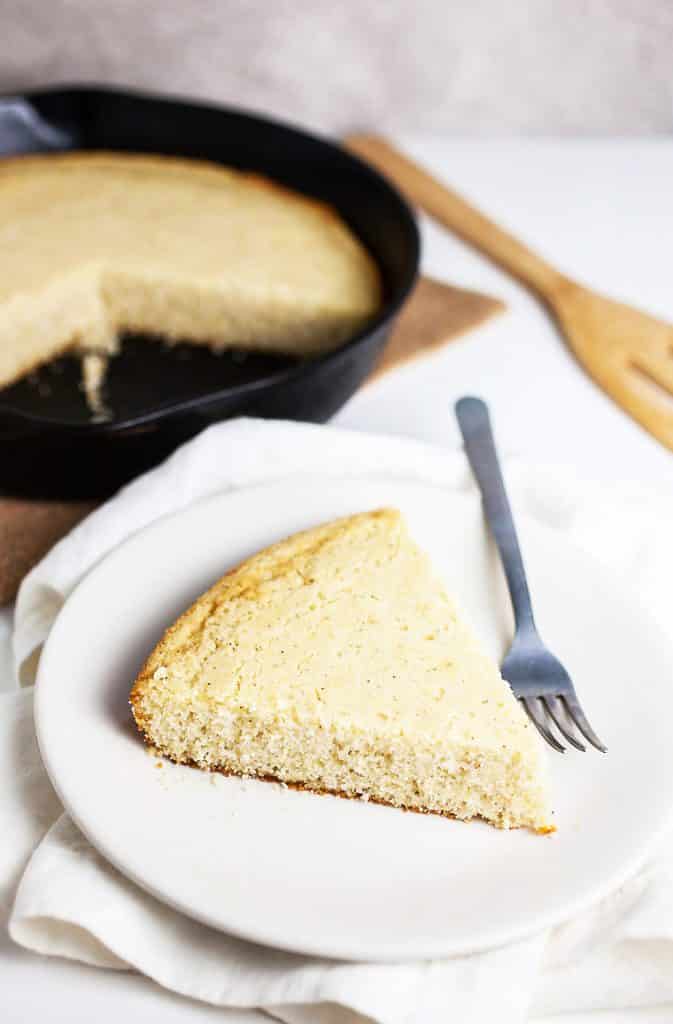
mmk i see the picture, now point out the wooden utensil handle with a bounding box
[345,134,566,300]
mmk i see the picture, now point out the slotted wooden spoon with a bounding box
[346,134,673,452]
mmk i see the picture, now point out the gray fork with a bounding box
[455,396,607,754]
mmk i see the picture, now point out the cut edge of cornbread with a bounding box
[130,509,553,832]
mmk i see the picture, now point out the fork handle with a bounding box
[455,397,536,631]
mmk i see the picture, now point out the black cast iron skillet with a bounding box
[0,86,419,500]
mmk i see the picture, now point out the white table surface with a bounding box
[3,137,673,1023]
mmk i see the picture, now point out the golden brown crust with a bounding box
[129,509,397,719]
[0,150,359,241]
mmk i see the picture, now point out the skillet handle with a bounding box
[0,96,75,155]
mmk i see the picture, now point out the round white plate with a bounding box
[35,476,673,961]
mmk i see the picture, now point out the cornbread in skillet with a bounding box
[0,152,381,394]
[130,509,551,831]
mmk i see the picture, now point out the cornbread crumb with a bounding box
[131,509,551,831]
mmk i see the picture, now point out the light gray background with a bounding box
[1,0,672,135]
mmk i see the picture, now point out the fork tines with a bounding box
[522,695,607,754]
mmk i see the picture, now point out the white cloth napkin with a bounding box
[3,417,673,1024]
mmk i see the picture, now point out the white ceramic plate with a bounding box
[35,477,673,961]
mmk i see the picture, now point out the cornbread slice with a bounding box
[0,152,381,400]
[130,509,551,831]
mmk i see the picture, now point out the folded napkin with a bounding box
[4,418,673,1023]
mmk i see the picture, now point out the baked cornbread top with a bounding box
[0,152,380,313]
[133,509,537,751]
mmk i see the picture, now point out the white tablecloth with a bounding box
[2,137,673,1024]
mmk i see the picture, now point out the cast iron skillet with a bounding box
[0,86,419,500]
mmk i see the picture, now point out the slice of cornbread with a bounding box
[0,152,381,399]
[130,509,551,831]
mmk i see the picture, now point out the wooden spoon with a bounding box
[346,134,673,452]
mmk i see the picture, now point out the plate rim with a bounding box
[34,473,673,961]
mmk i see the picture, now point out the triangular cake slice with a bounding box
[131,509,551,831]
